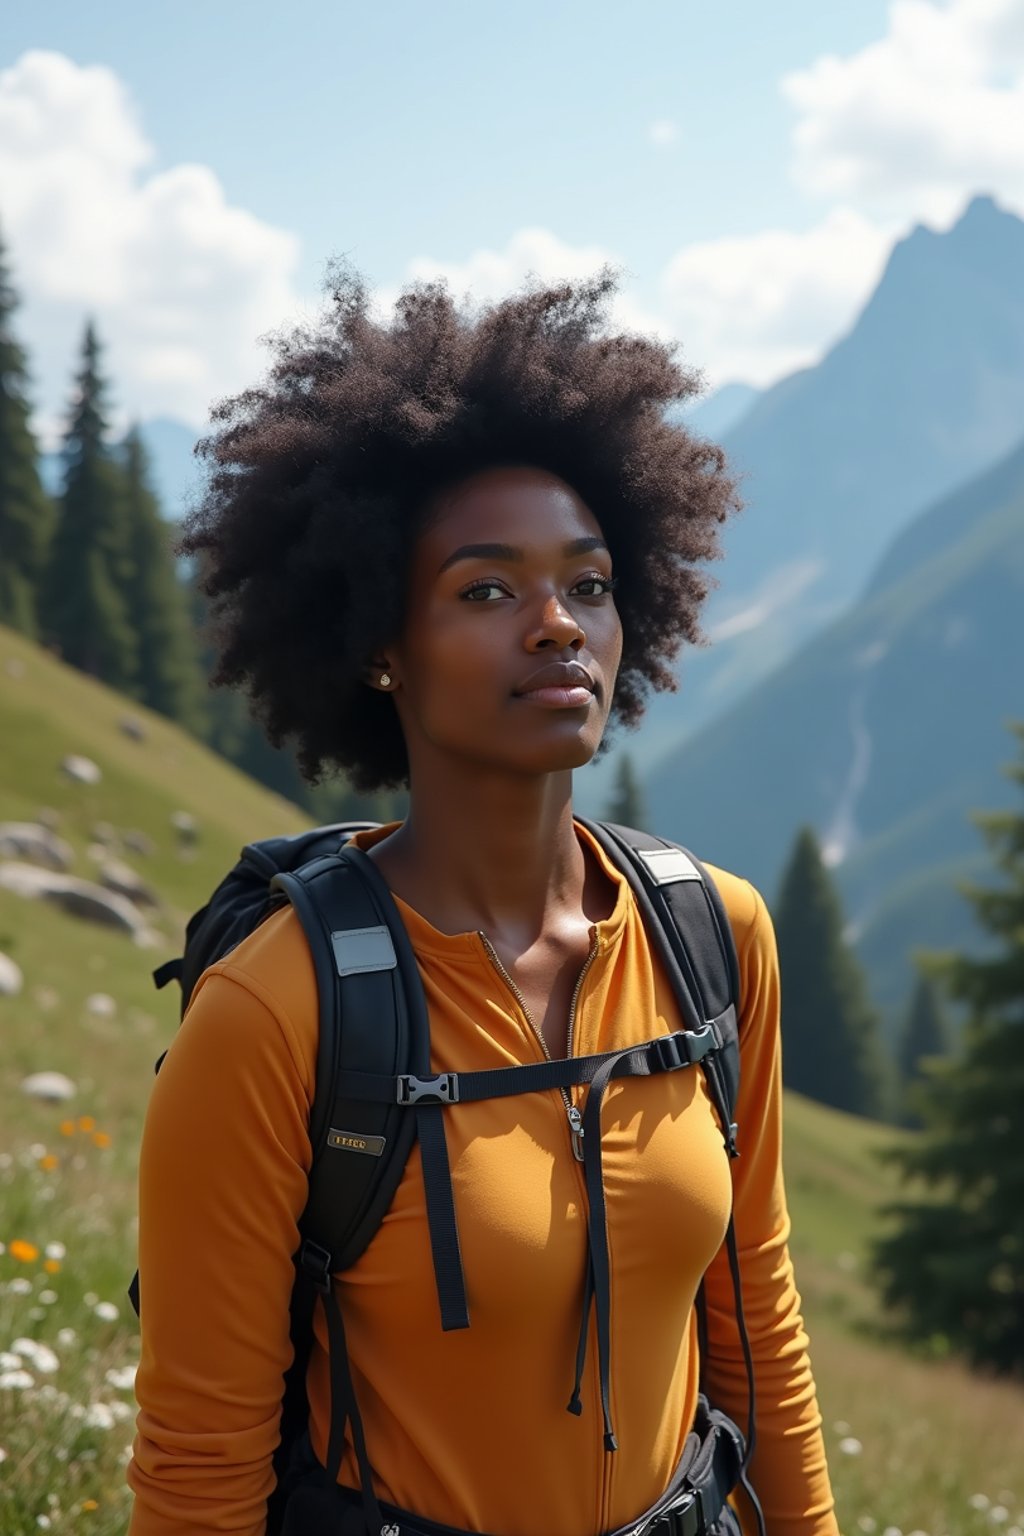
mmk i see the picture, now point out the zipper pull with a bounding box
[566,1104,585,1162]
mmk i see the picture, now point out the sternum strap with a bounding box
[349,1029,720,1346]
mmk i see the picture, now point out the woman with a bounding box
[128,273,838,1536]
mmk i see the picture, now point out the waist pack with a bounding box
[131,818,764,1536]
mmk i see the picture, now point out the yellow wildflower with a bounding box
[9,1239,39,1263]
[77,1116,96,1133]
[91,1132,111,1150]
[44,1258,61,1275]
[60,1119,76,1137]
[39,1153,60,1172]
[81,1501,99,1513]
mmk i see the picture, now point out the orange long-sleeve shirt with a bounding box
[128,824,837,1536]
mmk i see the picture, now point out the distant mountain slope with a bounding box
[644,433,1024,1021]
[717,194,1024,622]
[682,382,760,442]
[592,195,1024,788]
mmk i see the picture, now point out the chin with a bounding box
[510,732,604,777]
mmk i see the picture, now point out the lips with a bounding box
[512,662,597,709]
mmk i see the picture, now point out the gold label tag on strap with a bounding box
[327,1128,386,1157]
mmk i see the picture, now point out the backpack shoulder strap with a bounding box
[577,818,741,1130]
[272,840,431,1272]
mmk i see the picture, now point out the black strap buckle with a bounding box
[299,1239,334,1295]
[650,1026,716,1074]
[675,1490,705,1536]
[396,1072,460,1106]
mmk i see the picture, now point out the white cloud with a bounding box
[389,228,617,307]
[649,119,680,147]
[378,227,667,341]
[657,208,894,387]
[783,0,1024,222]
[0,50,302,433]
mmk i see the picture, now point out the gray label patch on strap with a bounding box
[328,1128,386,1157]
[331,924,397,976]
[637,848,702,885]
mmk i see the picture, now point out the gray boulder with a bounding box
[0,952,24,997]
[0,862,154,943]
[21,1071,76,1103]
[60,754,102,786]
[98,858,160,910]
[0,821,74,871]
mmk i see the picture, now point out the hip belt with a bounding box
[280,1395,745,1536]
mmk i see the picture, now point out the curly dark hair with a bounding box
[182,269,739,791]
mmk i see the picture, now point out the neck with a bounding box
[372,762,585,939]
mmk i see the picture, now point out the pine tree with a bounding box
[119,426,205,729]
[773,826,885,1118]
[873,724,1024,1373]
[896,972,948,1127]
[0,226,53,635]
[41,322,136,687]
[604,753,648,830]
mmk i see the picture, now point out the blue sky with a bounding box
[1,0,1022,437]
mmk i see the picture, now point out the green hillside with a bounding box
[1,629,1021,1534]
[646,435,1024,1026]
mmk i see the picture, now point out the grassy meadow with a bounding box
[1,625,1022,1534]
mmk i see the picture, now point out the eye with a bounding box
[571,574,618,598]
[459,580,510,603]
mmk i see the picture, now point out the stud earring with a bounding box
[379,672,392,688]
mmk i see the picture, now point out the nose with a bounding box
[526,593,585,653]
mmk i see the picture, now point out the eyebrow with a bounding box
[438,536,609,575]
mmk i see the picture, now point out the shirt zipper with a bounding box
[479,930,599,1162]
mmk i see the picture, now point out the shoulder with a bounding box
[181,903,320,1099]
[698,860,775,961]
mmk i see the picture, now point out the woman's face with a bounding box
[387,465,623,781]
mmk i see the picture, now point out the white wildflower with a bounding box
[37,1517,51,1530]
[105,1365,137,1390]
[971,1497,992,1513]
[858,1521,877,1534]
[82,1402,116,1429]
[12,1338,59,1374]
[29,1142,46,1160]
[0,1369,34,1389]
[39,1290,57,1305]
[881,1528,903,1536]
[832,1420,851,1435]
[108,1398,132,1421]
[839,1437,863,1456]
[56,1327,76,1347]
[83,1291,98,1307]
[990,1510,1009,1526]
[44,1242,66,1261]
[7,1277,32,1295]
[93,1300,119,1322]
[0,1445,6,1461]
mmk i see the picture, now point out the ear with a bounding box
[366,657,396,691]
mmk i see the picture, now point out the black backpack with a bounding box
[132,819,760,1536]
